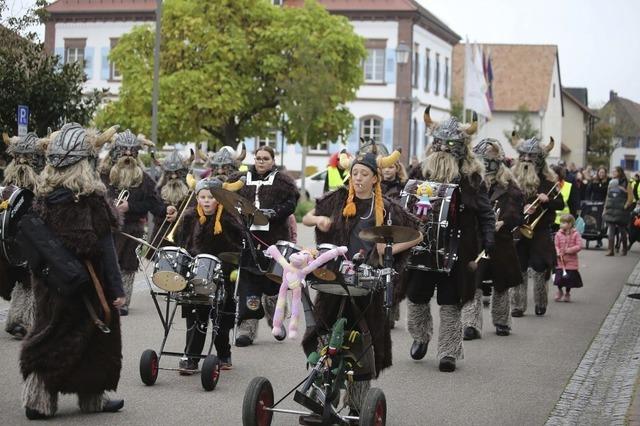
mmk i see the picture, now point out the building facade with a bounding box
[44,0,459,172]
[600,91,640,175]
[452,43,564,162]
[561,88,597,168]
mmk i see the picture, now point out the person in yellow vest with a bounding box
[625,173,640,209]
[552,165,579,233]
[323,149,350,192]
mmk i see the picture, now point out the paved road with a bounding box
[1,227,638,425]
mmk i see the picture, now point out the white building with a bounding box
[599,91,640,175]
[452,44,564,162]
[44,0,460,173]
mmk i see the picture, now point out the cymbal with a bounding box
[120,232,160,251]
[358,225,420,244]
[219,251,240,265]
[210,187,269,226]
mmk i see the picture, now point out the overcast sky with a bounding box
[6,0,639,107]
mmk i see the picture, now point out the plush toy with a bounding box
[415,182,434,218]
[266,244,348,339]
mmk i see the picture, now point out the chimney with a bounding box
[610,90,618,101]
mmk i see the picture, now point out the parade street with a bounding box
[1,226,639,425]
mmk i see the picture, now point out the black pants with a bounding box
[183,299,235,361]
[405,269,459,306]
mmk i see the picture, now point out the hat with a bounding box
[195,177,245,235]
[163,148,191,172]
[510,133,554,171]
[473,138,505,175]
[424,105,477,160]
[47,123,118,168]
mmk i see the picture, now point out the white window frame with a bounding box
[360,116,383,145]
[309,141,330,154]
[65,47,84,66]
[363,48,385,83]
[256,130,278,150]
[109,38,122,81]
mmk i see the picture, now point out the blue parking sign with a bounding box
[17,105,29,136]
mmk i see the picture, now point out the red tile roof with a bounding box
[46,0,156,14]
[452,43,558,112]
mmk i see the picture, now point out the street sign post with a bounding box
[17,105,29,136]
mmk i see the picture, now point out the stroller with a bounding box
[629,205,640,250]
[579,200,607,249]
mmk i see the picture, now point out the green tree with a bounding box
[587,122,614,168]
[278,0,365,198]
[97,0,288,147]
[0,6,103,137]
[96,0,364,151]
[503,104,539,141]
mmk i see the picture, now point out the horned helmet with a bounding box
[110,129,155,161]
[510,132,554,172]
[47,123,119,168]
[206,142,246,177]
[2,132,47,172]
[473,138,505,175]
[424,105,478,160]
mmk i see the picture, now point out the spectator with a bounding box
[552,165,580,232]
[566,162,578,183]
[574,171,588,203]
[585,166,609,202]
[603,178,629,256]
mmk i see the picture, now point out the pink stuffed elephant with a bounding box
[265,244,348,339]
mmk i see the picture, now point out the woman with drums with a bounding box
[172,177,245,372]
[302,145,421,416]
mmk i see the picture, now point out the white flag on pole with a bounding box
[463,41,492,119]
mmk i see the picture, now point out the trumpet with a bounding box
[164,190,195,243]
[518,183,561,239]
[114,189,129,207]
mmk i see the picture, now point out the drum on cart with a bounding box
[400,180,461,273]
[152,246,192,292]
[187,254,223,297]
[264,240,302,283]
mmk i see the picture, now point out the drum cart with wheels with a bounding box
[241,231,408,426]
[138,289,224,391]
[579,200,606,249]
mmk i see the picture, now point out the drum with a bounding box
[0,187,34,266]
[311,243,343,281]
[400,180,461,273]
[310,260,378,297]
[264,240,301,284]
[188,254,222,296]
[152,246,192,292]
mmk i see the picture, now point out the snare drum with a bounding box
[152,246,192,292]
[188,254,222,296]
[400,180,460,273]
[310,260,377,297]
[265,240,301,283]
[311,243,343,281]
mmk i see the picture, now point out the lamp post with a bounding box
[396,43,410,65]
[151,0,163,146]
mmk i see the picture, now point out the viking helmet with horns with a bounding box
[162,148,192,173]
[195,176,245,235]
[47,123,118,168]
[110,129,155,161]
[424,105,477,160]
[3,132,47,171]
[510,132,554,171]
[208,142,246,173]
[473,138,505,175]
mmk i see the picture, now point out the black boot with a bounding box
[535,305,546,316]
[235,335,253,347]
[410,340,429,360]
[511,309,524,318]
[496,325,511,336]
[102,399,124,413]
[438,356,456,372]
[25,408,51,420]
[463,327,480,341]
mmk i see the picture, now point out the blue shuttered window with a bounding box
[385,49,395,84]
[347,119,359,153]
[101,47,110,80]
[383,118,393,152]
[84,47,94,79]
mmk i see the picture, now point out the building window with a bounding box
[309,141,329,154]
[624,155,637,171]
[363,39,386,84]
[435,53,440,96]
[64,38,86,67]
[257,130,278,150]
[412,43,419,88]
[360,116,382,144]
[272,0,283,5]
[109,38,121,81]
[444,57,450,98]
[424,48,430,93]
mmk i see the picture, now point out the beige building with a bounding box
[561,88,597,167]
[452,43,563,161]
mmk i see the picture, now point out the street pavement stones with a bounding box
[1,228,639,425]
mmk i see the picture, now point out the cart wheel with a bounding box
[359,387,386,426]
[201,355,220,391]
[242,377,274,426]
[140,349,159,386]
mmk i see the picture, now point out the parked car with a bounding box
[296,170,327,201]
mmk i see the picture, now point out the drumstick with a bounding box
[467,250,488,272]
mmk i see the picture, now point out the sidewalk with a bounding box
[546,257,640,425]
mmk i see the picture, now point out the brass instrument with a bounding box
[164,190,195,243]
[518,182,561,239]
[114,189,129,207]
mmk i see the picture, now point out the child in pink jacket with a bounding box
[554,214,583,302]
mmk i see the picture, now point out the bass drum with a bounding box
[400,180,460,273]
[0,187,34,266]
[152,246,192,292]
[264,240,301,284]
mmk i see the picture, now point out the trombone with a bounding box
[518,182,561,239]
[114,189,129,207]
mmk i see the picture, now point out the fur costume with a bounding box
[438,305,464,360]
[265,244,347,339]
[461,289,483,336]
[20,191,123,397]
[380,177,404,201]
[491,289,511,328]
[406,300,433,343]
[301,187,418,378]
